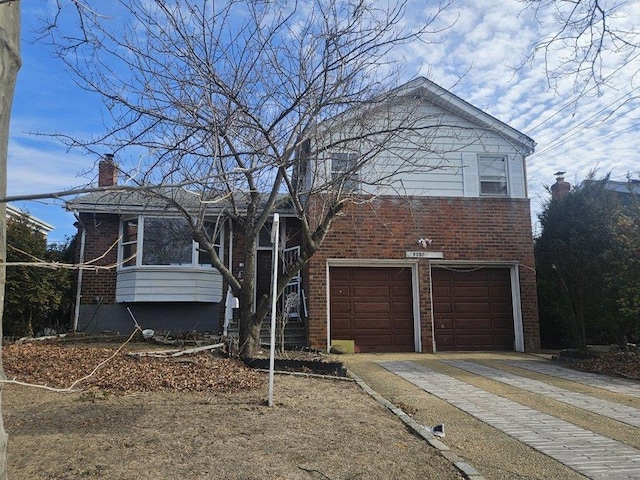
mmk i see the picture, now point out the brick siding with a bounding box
[305,196,540,352]
[77,213,119,305]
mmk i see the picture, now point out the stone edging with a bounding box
[347,370,486,480]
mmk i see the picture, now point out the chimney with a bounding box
[550,171,570,199]
[98,154,117,187]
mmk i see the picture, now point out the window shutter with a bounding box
[508,154,526,198]
[462,152,479,197]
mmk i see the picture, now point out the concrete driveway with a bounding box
[341,352,640,480]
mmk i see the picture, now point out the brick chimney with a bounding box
[550,171,570,199]
[98,154,117,187]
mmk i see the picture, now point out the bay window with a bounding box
[119,216,223,268]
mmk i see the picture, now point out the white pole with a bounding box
[72,226,86,332]
[268,213,280,407]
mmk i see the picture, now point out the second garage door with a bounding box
[432,267,515,351]
[330,267,414,352]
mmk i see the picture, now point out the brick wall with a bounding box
[306,196,540,352]
[77,213,119,304]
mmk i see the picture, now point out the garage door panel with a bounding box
[454,302,491,314]
[355,333,391,345]
[353,302,390,314]
[433,302,452,313]
[353,318,391,330]
[455,334,494,347]
[331,301,352,314]
[491,285,511,296]
[432,285,452,297]
[330,267,414,353]
[432,267,514,351]
[331,285,350,297]
[392,284,412,295]
[351,269,390,282]
[454,318,492,330]
[392,301,412,314]
[353,285,390,297]
[453,286,489,297]
[492,302,512,314]
[434,318,453,329]
[392,317,413,328]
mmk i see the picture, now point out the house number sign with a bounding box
[405,251,444,259]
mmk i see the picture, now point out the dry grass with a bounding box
[2,342,462,480]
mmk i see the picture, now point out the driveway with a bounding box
[342,352,640,480]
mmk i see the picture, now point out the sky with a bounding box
[7,0,640,243]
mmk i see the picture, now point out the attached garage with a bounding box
[329,266,415,352]
[431,267,516,351]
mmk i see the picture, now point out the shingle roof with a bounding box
[66,187,296,216]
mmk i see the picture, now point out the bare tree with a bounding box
[39,0,457,357]
[0,1,20,477]
[523,0,640,95]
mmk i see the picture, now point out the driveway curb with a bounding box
[347,370,485,480]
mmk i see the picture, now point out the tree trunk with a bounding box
[237,234,262,358]
[0,1,20,477]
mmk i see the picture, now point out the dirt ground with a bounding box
[2,342,463,480]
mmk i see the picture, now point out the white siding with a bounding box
[116,268,223,303]
[462,152,479,197]
[309,99,531,199]
[508,154,526,198]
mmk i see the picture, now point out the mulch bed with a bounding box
[3,343,263,395]
[568,351,640,380]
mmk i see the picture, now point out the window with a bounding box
[258,222,273,248]
[121,218,138,267]
[142,217,193,265]
[197,222,223,265]
[479,155,508,195]
[331,152,360,192]
[120,216,223,268]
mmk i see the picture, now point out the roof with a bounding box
[393,77,536,154]
[6,204,54,234]
[66,187,296,216]
[580,179,640,195]
[313,76,535,155]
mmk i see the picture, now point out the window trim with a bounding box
[118,215,224,270]
[478,154,509,197]
[330,152,360,193]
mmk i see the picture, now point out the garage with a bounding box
[431,267,515,351]
[330,267,414,352]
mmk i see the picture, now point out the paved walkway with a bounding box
[380,360,640,480]
[507,360,640,398]
[444,360,640,428]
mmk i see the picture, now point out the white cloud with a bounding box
[8,0,640,239]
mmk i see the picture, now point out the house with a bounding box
[7,205,54,238]
[67,77,540,352]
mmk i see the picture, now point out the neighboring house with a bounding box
[7,205,54,238]
[67,77,541,352]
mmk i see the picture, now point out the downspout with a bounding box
[72,212,86,333]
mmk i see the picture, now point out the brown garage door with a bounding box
[330,267,414,352]
[432,268,514,351]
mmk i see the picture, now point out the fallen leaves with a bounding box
[3,343,264,394]
[571,351,640,379]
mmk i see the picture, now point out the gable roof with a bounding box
[393,77,535,153]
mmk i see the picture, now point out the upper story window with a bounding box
[120,216,223,268]
[478,155,508,196]
[331,152,360,192]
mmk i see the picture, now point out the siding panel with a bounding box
[116,268,223,302]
